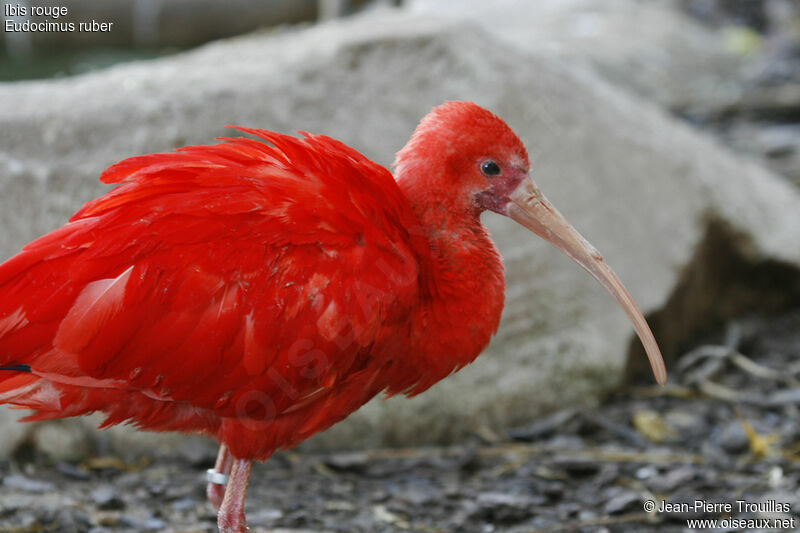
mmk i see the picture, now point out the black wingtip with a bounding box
[0,364,31,372]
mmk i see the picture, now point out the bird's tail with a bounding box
[0,366,41,412]
[0,363,68,422]
[0,370,87,422]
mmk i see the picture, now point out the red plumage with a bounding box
[0,128,444,459]
[0,102,665,532]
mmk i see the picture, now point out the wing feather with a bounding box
[0,130,429,458]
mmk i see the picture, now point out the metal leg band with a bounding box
[206,468,229,486]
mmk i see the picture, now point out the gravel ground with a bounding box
[1,307,798,533]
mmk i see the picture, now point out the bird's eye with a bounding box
[481,160,501,177]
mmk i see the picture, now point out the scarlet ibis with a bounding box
[0,101,665,532]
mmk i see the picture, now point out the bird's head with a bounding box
[394,101,667,385]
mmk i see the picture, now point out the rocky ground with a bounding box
[678,0,800,187]
[1,307,799,533]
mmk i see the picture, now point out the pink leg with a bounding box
[206,444,233,511]
[217,458,252,533]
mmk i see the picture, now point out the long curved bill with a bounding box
[506,179,667,385]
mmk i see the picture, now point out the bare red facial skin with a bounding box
[473,161,528,215]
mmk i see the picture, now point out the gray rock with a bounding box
[634,465,657,480]
[507,409,578,441]
[647,466,697,493]
[716,420,750,454]
[323,451,370,473]
[2,474,55,493]
[0,5,799,459]
[119,514,165,531]
[56,462,91,480]
[552,459,601,479]
[471,492,537,523]
[603,490,642,515]
[90,485,125,510]
[410,0,744,110]
[170,497,196,511]
[246,508,284,527]
[52,508,92,533]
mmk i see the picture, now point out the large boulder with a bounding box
[410,0,744,111]
[0,8,798,459]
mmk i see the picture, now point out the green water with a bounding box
[0,47,184,82]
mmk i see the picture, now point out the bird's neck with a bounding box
[393,173,506,395]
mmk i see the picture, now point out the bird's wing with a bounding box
[0,130,428,432]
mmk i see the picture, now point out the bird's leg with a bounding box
[206,444,233,511]
[217,457,252,533]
